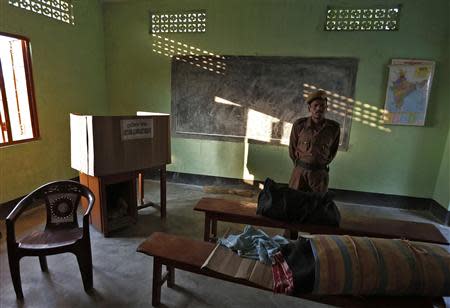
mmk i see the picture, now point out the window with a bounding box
[0,33,39,146]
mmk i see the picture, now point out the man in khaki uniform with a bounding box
[288,90,340,192]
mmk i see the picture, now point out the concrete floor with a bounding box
[0,180,448,308]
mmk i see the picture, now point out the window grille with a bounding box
[151,11,206,34]
[8,0,75,25]
[325,6,401,31]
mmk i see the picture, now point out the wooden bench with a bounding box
[137,232,443,307]
[194,197,449,244]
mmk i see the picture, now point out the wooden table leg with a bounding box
[152,258,162,306]
[160,166,167,219]
[204,215,211,242]
[211,218,217,240]
[167,265,175,288]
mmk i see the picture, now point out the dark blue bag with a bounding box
[256,178,340,226]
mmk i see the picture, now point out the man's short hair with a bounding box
[305,90,327,105]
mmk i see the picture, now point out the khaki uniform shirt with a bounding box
[289,117,340,166]
[288,117,340,192]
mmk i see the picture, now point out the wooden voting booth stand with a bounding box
[80,172,138,236]
[79,166,167,236]
[71,113,171,236]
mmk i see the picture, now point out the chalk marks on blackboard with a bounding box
[172,56,358,150]
[151,34,226,75]
[173,95,293,145]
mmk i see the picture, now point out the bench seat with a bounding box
[137,232,443,307]
[194,197,448,244]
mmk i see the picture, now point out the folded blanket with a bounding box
[280,234,450,296]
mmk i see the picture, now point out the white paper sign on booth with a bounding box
[120,119,153,140]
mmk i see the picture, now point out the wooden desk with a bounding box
[194,197,449,244]
[137,232,443,307]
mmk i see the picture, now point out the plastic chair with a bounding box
[6,180,95,299]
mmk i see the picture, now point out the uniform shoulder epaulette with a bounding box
[295,117,308,126]
[327,119,340,127]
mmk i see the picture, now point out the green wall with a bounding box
[0,0,108,202]
[434,128,450,209]
[432,1,450,209]
[103,0,450,203]
[1,0,448,208]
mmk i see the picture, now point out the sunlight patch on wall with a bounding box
[280,122,292,146]
[242,108,292,182]
[242,137,255,184]
[152,34,226,75]
[304,84,391,133]
[246,109,280,143]
[214,96,241,107]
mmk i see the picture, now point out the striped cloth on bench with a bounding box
[310,235,450,296]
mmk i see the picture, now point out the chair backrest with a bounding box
[21,181,94,229]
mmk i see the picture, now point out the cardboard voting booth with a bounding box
[70,113,171,235]
[70,113,171,176]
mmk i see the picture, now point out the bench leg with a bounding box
[167,265,175,288]
[204,215,211,241]
[152,258,162,306]
[160,166,167,219]
[138,173,145,206]
[289,229,298,240]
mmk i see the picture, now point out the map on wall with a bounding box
[384,59,435,126]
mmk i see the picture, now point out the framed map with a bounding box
[384,59,435,126]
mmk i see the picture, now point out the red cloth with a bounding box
[272,252,294,294]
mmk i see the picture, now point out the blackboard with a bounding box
[171,56,358,150]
